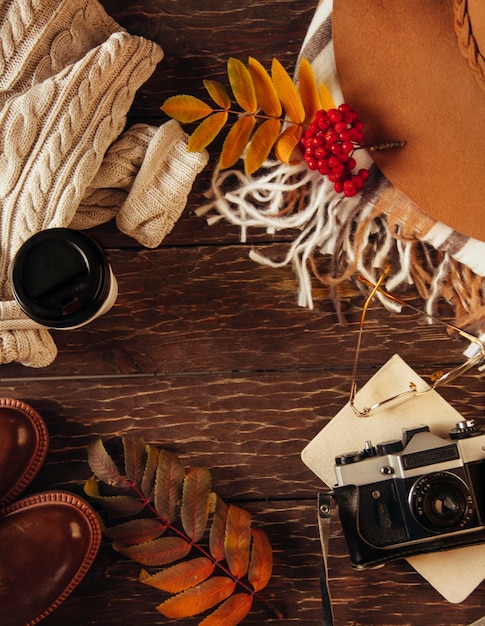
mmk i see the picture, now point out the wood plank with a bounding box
[3,372,483,501]
[0,244,467,380]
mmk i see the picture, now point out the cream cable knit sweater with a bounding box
[0,0,208,367]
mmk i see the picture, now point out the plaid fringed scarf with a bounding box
[200,0,485,333]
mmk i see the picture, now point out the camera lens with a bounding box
[409,471,474,533]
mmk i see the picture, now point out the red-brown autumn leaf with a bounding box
[247,56,282,117]
[161,95,214,123]
[209,495,228,562]
[154,450,185,524]
[271,58,305,124]
[139,557,215,593]
[83,476,145,517]
[156,577,236,619]
[123,436,146,487]
[204,79,231,109]
[113,536,191,566]
[274,124,303,164]
[219,114,256,170]
[199,593,253,626]
[298,57,322,125]
[248,529,273,592]
[87,439,125,487]
[181,466,212,542]
[103,518,166,546]
[227,57,257,113]
[188,111,229,152]
[141,444,159,499]
[224,505,251,579]
[244,117,282,174]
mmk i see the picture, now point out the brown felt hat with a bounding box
[333,0,485,241]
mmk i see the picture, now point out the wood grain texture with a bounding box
[0,244,470,380]
[2,1,485,625]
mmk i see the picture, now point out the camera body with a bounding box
[333,420,485,569]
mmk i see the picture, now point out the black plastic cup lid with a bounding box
[10,228,111,329]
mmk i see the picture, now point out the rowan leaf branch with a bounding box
[161,56,334,175]
[85,437,279,626]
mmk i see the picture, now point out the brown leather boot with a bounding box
[0,399,101,626]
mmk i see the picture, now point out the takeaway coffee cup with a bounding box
[9,228,118,330]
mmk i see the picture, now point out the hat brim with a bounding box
[333,0,485,242]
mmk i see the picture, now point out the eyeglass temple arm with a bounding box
[357,275,485,361]
[350,275,485,417]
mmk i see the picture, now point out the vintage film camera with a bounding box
[332,420,485,569]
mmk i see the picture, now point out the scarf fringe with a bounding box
[199,160,485,331]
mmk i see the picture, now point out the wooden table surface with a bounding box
[3,2,485,625]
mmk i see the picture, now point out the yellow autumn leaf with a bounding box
[298,57,322,124]
[319,81,336,111]
[84,475,99,497]
[271,58,305,124]
[247,57,282,117]
[244,118,282,174]
[219,114,256,170]
[274,124,303,164]
[161,95,214,123]
[203,79,231,109]
[188,111,229,152]
[227,57,257,113]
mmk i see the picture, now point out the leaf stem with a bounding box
[213,106,304,130]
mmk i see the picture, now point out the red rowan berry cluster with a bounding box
[301,103,369,197]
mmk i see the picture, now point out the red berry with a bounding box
[343,180,357,197]
[306,157,318,170]
[353,174,365,190]
[318,117,331,131]
[341,140,354,155]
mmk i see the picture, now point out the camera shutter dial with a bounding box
[376,439,404,455]
[335,451,364,465]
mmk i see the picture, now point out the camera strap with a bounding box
[318,492,335,626]
[317,493,485,626]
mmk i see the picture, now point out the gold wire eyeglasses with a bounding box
[349,270,485,417]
